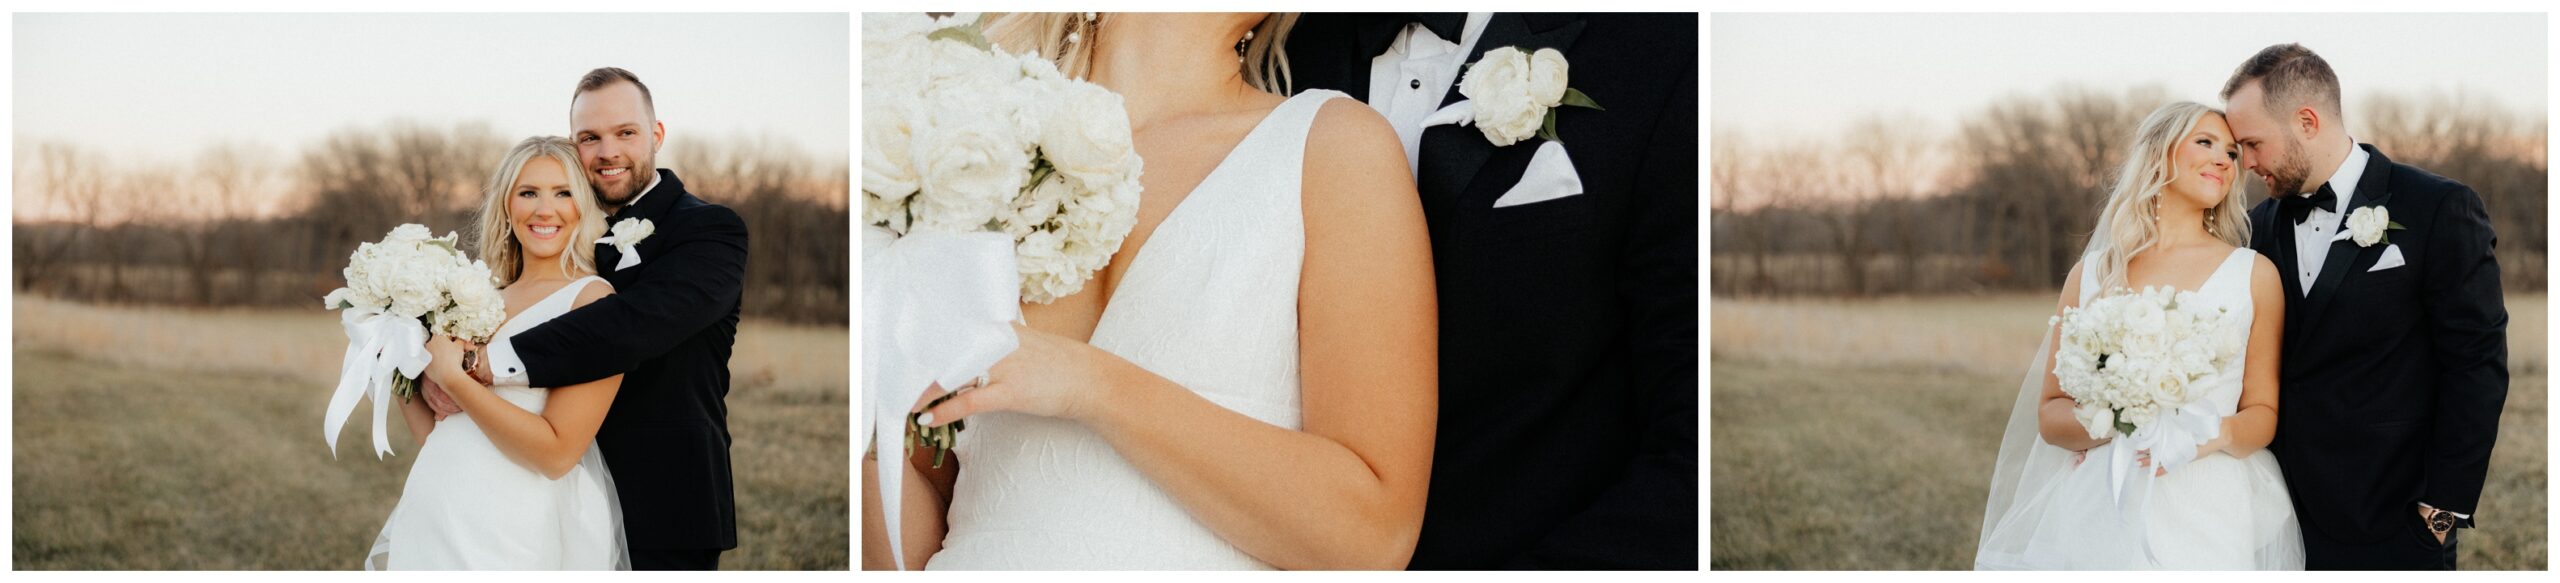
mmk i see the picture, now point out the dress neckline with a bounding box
[494,275,603,339]
[1088,90,1338,337]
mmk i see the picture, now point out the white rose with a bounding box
[384,224,434,245]
[1458,47,1542,147]
[861,90,924,204]
[1526,48,1570,107]
[908,94,1030,233]
[2345,206,2391,247]
[1038,80,1139,186]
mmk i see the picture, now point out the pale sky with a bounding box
[13,13,849,163]
[1713,13,2547,140]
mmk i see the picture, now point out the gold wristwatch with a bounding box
[2424,505,2458,536]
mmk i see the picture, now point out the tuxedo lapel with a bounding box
[2261,201,2309,350]
[1416,14,1586,206]
[2298,145,2398,327]
[596,169,686,284]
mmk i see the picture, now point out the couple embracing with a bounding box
[1976,43,2509,571]
[364,67,749,570]
[861,12,1697,570]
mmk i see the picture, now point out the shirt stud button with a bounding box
[1410,79,1422,90]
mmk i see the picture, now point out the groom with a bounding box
[428,67,750,570]
[2225,44,2507,570]
[1289,13,1699,569]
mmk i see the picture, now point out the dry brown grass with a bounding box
[1710,293,2547,570]
[11,297,849,570]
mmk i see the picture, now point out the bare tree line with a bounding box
[12,120,851,324]
[1711,86,2547,297]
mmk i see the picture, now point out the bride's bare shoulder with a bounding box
[1300,96,1407,189]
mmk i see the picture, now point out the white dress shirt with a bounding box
[483,169,664,384]
[1367,13,1492,178]
[2292,141,2370,294]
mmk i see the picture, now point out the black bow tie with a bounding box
[1407,13,1467,44]
[2281,184,2340,225]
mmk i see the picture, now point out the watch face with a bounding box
[2430,511,2457,532]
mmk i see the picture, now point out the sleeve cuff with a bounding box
[487,338,530,385]
[2422,502,2475,526]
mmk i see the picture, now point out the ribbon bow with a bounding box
[597,218,655,271]
[2105,401,2223,506]
[323,306,432,459]
[861,225,1020,570]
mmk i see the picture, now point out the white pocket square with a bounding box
[2368,244,2406,272]
[1492,140,1584,208]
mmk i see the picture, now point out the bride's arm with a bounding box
[920,100,1438,570]
[422,283,624,479]
[2206,256,2285,458]
[2037,260,2111,452]
[860,438,953,569]
[401,380,438,445]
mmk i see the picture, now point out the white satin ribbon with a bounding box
[2105,401,2223,506]
[323,307,432,460]
[861,225,1020,570]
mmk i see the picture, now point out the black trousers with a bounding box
[2304,518,2457,570]
[631,548,723,571]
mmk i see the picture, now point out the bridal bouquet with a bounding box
[862,12,1143,304]
[2049,285,2244,499]
[859,13,1142,569]
[321,224,506,459]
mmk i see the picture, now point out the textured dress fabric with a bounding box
[926,90,1350,570]
[369,276,626,570]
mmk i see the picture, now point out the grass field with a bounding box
[11,296,849,570]
[1710,293,2547,570]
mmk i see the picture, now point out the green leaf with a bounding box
[2387,221,2406,230]
[927,23,992,51]
[1538,110,1561,143]
[1560,87,1604,111]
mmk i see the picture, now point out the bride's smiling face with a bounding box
[508,155,583,266]
[2164,113,2242,213]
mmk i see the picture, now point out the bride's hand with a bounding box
[425,334,469,385]
[916,322,1124,427]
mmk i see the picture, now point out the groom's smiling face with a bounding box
[571,80,664,208]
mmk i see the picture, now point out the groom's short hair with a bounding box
[574,66,656,119]
[2220,43,2342,121]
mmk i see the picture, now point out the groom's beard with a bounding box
[593,156,656,208]
[2264,135,2314,197]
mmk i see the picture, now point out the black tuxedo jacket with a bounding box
[2249,145,2506,549]
[1289,13,1699,570]
[509,169,750,551]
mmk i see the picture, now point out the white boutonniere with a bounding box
[2341,206,2405,247]
[1433,46,1604,147]
[597,218,655,271]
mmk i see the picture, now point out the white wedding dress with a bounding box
[367,275,626,570]
[924,90,1350,570]
[1977,249,2304,569]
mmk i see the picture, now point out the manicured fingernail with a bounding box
[918,412,936,426]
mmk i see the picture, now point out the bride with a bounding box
[860,12,1440,570]
[368,136,627,570]
[1976,101,2305,569]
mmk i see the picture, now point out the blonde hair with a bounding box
[474,136,606,287]
[2081,101,2254,293]
[984,12,1298,94]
